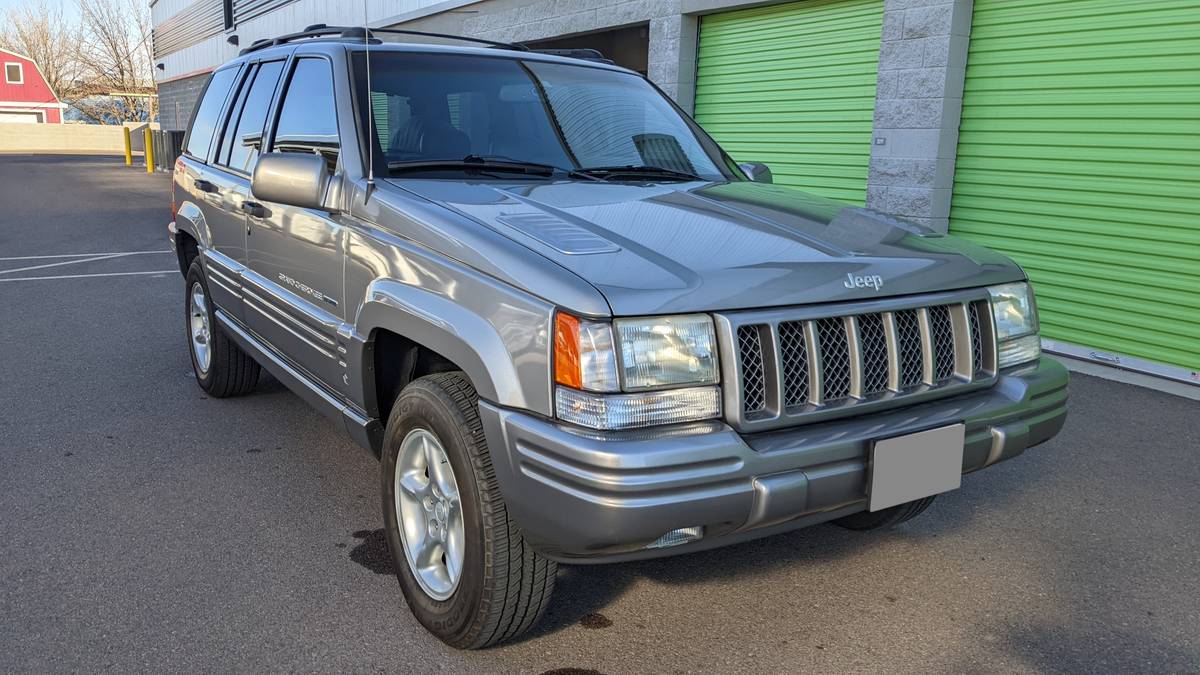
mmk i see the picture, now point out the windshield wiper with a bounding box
[575,165,703,182]
[388,155,605,181]
[388,157,553,176]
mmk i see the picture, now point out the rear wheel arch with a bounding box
[175,229,199,275]
[173,203,207,274]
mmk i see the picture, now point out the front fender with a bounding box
[354,278,553,415]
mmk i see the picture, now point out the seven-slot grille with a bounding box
[732,299,995,426]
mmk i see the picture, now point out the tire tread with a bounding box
[186,261,259,398]
[406,372,556,649]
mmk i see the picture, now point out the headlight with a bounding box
[988,282,1041,368]
[554,312,721,429]
[614,315,719,390]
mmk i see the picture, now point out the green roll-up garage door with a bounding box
[950,0,1200,376]
[694,0,883,204]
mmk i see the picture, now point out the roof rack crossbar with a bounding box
[238,24,527,56]
[528,48,613,64]
[365,27,528,51]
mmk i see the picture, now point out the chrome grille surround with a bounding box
[715,289,998,433]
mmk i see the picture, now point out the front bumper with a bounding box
[479,357,1068,563]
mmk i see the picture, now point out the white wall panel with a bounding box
[154,0,476,81]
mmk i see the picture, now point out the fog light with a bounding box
[646,526,704,549]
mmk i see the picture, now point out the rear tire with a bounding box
[832,496,937,531]
[184,260,259,397]
[380,372,556,649]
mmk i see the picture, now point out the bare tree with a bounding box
[73,0,157,123]
[0,1,82,101]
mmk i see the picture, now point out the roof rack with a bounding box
[527,48,614,65]
[239,24,528,56]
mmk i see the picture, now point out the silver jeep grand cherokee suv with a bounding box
[168,26,1067,648]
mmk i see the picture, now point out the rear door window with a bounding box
[271,58,339,172]
[217,60,285,174]
[184,66,241,161]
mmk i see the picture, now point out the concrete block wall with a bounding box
[866,0,972,231]
[158,71,212,132]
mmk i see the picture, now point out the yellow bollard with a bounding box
[144,126,154,174]
[123,127,132,166]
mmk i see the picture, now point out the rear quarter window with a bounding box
[184,66,241,161]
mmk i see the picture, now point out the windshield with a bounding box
[353,51,738,181]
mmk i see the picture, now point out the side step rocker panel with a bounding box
[215,309,384,457]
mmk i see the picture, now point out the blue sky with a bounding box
[0,0,81,19]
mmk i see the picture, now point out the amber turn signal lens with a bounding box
[554,312,582,388]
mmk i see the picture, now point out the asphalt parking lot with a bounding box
[1,154,1197,673]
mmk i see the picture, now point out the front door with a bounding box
[243,56,347,395]
[203,59,287,323]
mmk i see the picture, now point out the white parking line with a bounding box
[0,253,131,276]
[0,270,177,283]
[0,250,172,261]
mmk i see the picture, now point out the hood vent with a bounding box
[495,212,620,255]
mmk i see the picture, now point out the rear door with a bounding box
[243,56,347,394]
[177,65,243,314]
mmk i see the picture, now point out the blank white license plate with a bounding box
[868,423,965,512]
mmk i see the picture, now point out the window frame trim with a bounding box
[180,64,244,164]
[268,54,341,166]
[213,58,288,177]
[4,62,24,85]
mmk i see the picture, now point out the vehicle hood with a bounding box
[387,179,1023,316]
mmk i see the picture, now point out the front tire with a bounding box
[380,372,556,649]
[184,260,259,397]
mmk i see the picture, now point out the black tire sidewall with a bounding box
[380,379,487,644]
[184,261,217,391]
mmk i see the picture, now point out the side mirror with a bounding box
[738,162,773,184]
[251,152,330,210]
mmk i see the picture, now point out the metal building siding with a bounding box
[694,0,884,205]
[152,0,224,59]
[233,0,298,24]
[949,0,1200,372]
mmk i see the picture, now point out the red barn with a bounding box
[0,48,66,124]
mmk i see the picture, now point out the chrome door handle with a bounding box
[241,201,268,218]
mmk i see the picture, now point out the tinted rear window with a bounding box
[219,60,284,173]
[184,67,240,160]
